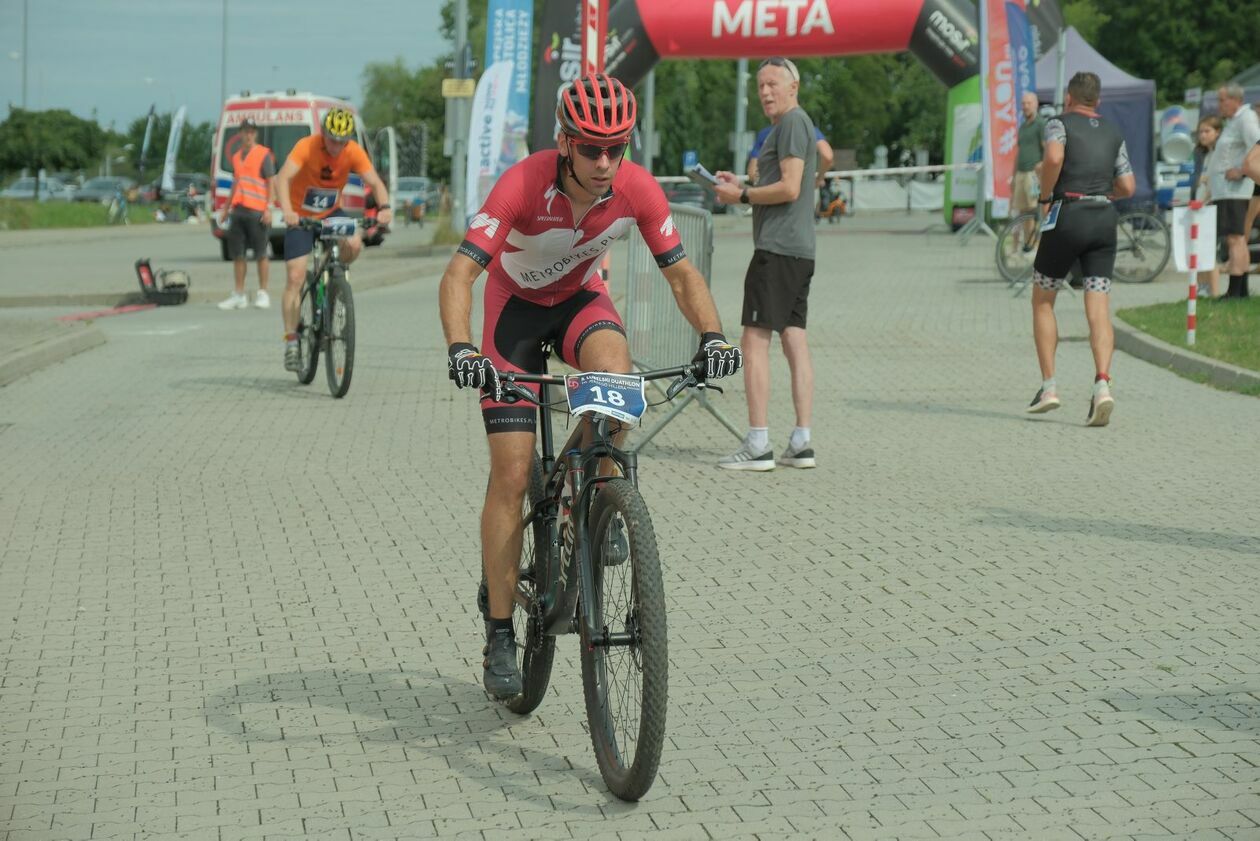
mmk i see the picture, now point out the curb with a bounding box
[0,322,106,388]
[1114,315,1260,391]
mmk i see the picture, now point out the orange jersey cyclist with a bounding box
[274,107,393,372]
[438,73,742,699]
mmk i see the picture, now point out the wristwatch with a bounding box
[739,187,750,204]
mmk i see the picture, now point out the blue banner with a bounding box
[485,0,534,167]
[1006,1,1036,122]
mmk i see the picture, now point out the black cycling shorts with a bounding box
[1033,202,1117,288]
[283,210,347,260]
[225,207,268,260]
[1216,199,1249,238]
[741,249,815,332]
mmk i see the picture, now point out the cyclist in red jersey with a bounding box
[438,74,742,699]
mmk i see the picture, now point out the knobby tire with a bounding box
[296,276,319,385]
[580,478,667,801]
[500,455,558,715]
[324,269,355,398]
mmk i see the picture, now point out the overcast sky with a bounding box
[1,0,450,129]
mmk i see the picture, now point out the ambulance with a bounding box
[209,91,397,260]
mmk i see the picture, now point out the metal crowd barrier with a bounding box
[623,203,741,452]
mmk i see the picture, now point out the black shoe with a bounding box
[476,580,489,620]
[602,518,629,565]
[482,627,522,699]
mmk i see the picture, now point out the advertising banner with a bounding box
[530,0,583,151]
[485,0,533,169]
[979,0,1016,217]
[161,105,187,195]
[1006,0,1036,113]
[944,76,983,222]
[466,61,513,223]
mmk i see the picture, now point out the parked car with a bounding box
[74,176,137,204]
[142,173,212,202]
[662,181,725,214]
[0,176,75,201]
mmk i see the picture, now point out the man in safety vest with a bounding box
[217,118,276,310]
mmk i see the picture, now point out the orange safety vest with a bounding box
[230,144,272,212]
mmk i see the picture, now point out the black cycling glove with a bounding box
[448,342,501,400]
[693,332,742,380]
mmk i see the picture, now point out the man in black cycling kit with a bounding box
[1025,72,1135,427]
[437,74,741,699]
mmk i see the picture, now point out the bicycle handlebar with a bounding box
[496,362,707,406]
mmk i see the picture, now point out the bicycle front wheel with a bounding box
[324,269,355,398]
[995,212,1039,284]
[580,478,667,801]
[1113,211,1170,283]
[296,277,319,385]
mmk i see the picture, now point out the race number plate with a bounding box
[321,217,356,238]
[301,187,339,213]
[565,372,647,425]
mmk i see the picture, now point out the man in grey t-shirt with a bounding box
[714,56,819,471]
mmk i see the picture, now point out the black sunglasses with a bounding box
[569,138,627,161]
[758,56,800,82]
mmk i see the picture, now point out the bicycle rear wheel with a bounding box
[1113,211,1170,283]
[580,478,667,801]
[996,212,1039,284]
[324,269,355,398]
[296,276,319,384]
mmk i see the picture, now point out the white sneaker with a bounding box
[776,441,816,468]
[1086,380,1114,427]
[718,443,775,471]
[217,291,248,310]
[254,290,271,309]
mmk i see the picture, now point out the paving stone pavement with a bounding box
[1,214,1258,840]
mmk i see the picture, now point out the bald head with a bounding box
[1021,92,1039,120]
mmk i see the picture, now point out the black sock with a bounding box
[487,616,513,636]
[1227,275,1244,297]
[1241,274,1250,297]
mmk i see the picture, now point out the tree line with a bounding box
[3,0,1252,186]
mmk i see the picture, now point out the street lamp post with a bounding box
[220,0,228,104]
[21,0,29,109]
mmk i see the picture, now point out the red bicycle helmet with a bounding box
[557,73,637,143]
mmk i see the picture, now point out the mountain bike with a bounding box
[294,217,358,398]
[1112,207,1171,283]
[477,352,712,801]
[995,208,1041,285]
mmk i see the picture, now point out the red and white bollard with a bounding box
[1187,200,1201,346]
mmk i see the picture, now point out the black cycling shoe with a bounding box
[482,627,522,699]
[476,580,489,620]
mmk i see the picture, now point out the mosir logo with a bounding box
[713,0,835,38]
[469,213,502,239]
[928,9,976,54]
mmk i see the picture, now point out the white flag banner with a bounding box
[465,61,513,224]
[1171,204,1216,273]
[161,106,187,194]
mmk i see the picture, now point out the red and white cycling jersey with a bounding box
[458,151,686,307]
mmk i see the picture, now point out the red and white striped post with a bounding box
[1187,200,1201,346]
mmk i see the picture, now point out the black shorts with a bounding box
[225,207,268,260]
[741,249,814,332]
[1033,202,1117,289]
[480,286,626,435]
[283,210,346,260]
[1216,199,1249,237]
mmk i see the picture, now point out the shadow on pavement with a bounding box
[203,668,605,804]
[981,507,1260,555]
[1099,687,1260,734]
[168,375,333,397]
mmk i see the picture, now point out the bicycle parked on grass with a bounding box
[476,351,713,801]
[996,203,1171,287]
[294,217,359,398]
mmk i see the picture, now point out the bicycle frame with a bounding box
[505,354,697,646]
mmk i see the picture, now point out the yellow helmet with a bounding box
[322,107,356,141]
